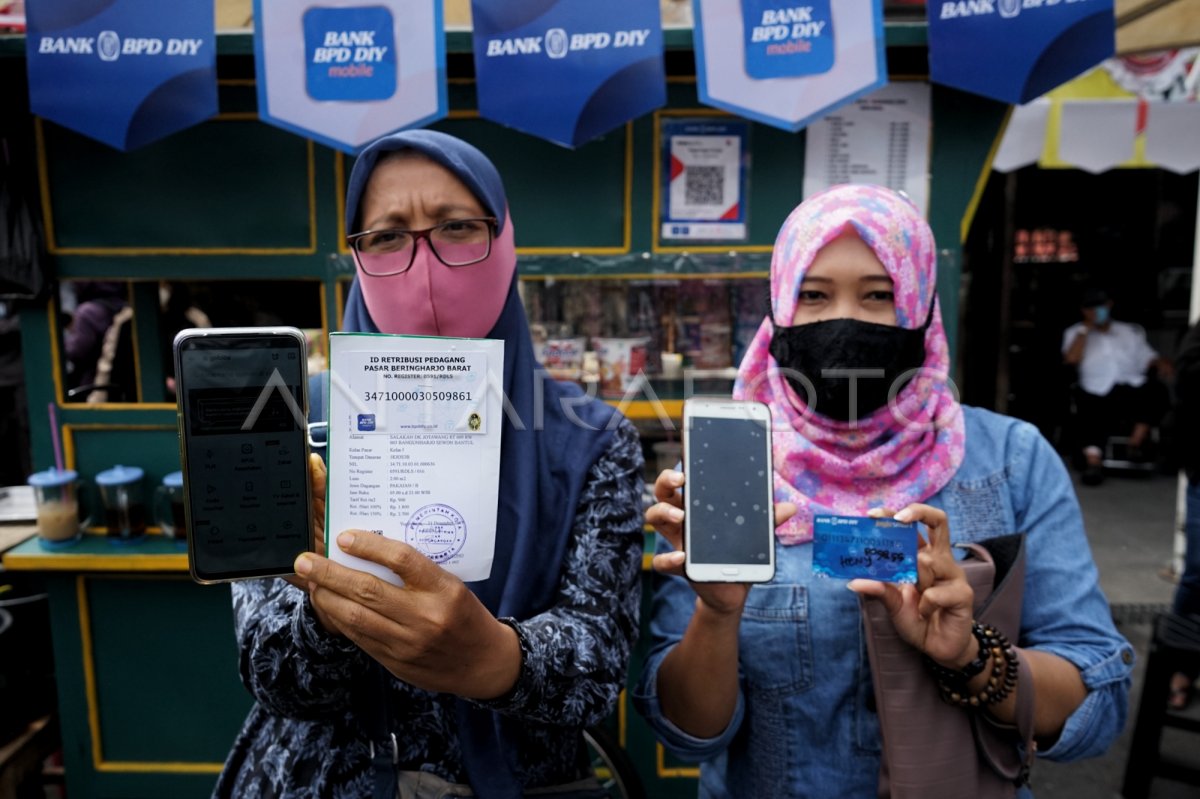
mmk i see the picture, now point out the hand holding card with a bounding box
[845,504,977,670]
[813,514,918,583]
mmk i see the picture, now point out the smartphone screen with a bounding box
[684,400,775,582]
[175,329,311,583]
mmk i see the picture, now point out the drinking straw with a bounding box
[47,402,64,473]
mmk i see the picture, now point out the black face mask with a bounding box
[768,306,933,423]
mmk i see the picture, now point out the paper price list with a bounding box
[802,83,931,215]
[813,110,911,189]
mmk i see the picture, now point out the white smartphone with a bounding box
[683,397,776,583]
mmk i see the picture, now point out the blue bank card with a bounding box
[812,515,918,583]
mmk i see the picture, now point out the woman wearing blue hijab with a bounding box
[214,131,645,799]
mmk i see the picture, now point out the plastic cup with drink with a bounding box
[27,468,84,549]
[95,465,147,543]
[153,471,187,545]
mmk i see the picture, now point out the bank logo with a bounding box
[98,31,120,61]
[545,28,568,59]
[303,6,398,102]
[940,0,1026,19]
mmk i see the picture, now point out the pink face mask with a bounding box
[357,216,517,337]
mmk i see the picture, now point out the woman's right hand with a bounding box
[284,454,337,633]
[648,469,796,738]
[645,469,795,616]
[308,453,327,555]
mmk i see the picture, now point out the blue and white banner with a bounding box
[25,0,216,151]
[928,0,1114,104]
[470,0,666,148]
[254,0,446,154]
[693,0,886,132]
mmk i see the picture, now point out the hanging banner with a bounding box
[254,0,446,154]
[25,0,216,151]
[692,0,886,132]
[470,0,666,148]
[927,0,1115,105]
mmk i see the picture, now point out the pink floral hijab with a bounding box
[733,184,966,545]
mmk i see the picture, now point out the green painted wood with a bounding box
[6,534,186,558]
[43,253,335,281]
[41,120,314,251]
[67,426,183,501]
[41,572,95,798]
[36,571,239,799]
[628,116,656,254]
[928,85,1009,360]
[86,578,251,761]
[20,304,58,473]
[130,282,166,404]
[426,118,629,250]
[56,407,177,426]
[742,122,805,246]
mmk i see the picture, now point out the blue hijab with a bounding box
[342,130,621,797]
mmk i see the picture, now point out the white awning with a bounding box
[993,50,1200,174]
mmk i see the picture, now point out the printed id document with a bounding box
[326,332,503,585]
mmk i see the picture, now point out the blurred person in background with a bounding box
[1062,287,1172,485]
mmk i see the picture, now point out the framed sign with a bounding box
[660,119,750,242]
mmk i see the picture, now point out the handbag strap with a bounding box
[973,651,1036,785]
[965,534,1036,786]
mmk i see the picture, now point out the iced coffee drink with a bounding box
[28,468,83,548]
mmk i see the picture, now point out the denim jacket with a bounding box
[633,406,1134,799]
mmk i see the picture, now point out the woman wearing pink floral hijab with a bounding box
[636,185,1132,798]
[734,184,965,544]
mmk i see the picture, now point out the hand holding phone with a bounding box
[682,398,776,583]
[174,327,314,583]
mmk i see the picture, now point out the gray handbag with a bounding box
[860,533,1036,799]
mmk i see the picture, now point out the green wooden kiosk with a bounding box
[0,23,1006,798]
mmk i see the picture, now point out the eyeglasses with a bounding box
[348,217,498,277]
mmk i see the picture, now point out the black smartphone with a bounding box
[683,397,776,583]
[173,327,312,583]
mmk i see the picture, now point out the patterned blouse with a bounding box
[213,420,645,798]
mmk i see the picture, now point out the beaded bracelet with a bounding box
[924,621,1020,708]
[925,628,990,685]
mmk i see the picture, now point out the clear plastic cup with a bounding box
[95,465,147,542]
[27,468,84,548]
[154,471,186,544]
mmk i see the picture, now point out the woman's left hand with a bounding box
[847,504,976,669]
[293,531,521,700]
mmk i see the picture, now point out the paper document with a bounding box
[326,332,503,584]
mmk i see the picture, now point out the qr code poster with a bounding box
[661,119,749,242]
